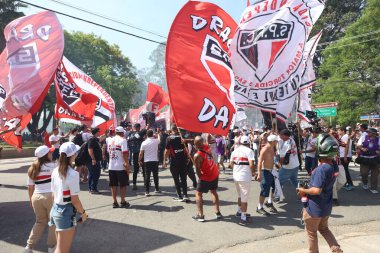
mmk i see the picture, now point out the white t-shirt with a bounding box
[279,137,300,169]
[339,134,352,158]
[140,137,160,162]
[49,134,60,148]
[305,137,317,158]
[51,166,80,205]
[27,162,56,194]
[107,135,129,171]
[230,145,254,182]
[82,132,92,142]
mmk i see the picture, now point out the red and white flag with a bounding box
[54,59,98,120]
[0,11,64,148]
[55,56,116,134]
[230,0,325,122]
[166,1,237,135]
[145,82,169,114]
[297,31,323,121]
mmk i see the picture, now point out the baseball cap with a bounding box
[233,128,240,133]
[240,135,250,144]
[368,128,378,134]
[35,145,55,158]
[115,126,124,133]
[267,135,279,142]
[346,126,352,131]
[59,142,80,157]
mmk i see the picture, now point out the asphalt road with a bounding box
[0,157,379,253]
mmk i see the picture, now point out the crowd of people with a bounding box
[23,121,379,253]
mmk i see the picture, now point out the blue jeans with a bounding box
[87,161,101,191]
[279,166,298,188]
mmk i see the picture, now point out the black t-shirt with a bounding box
[165,135,186,161]
[88,137,102,162]
[128,130,145,153]
[159,132,168,148]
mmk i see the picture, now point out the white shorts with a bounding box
[235,181,251,202]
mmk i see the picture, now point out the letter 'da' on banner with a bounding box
[166,1,237,135]
[230,0,324,122]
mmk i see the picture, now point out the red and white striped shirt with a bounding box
[27,162,56,194]
[51,166,80,205]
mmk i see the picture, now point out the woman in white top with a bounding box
[25,146,57,253]
[49,142,87,253]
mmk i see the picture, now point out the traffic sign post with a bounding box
[313,107,337,118]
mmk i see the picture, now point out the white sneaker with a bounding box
[362,184,369,190]
[23,247,33,253]
[370,189,379,194]
[48,247,56,253]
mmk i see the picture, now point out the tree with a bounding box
[139,44,166,90]
[314,0,380,126]
[0,0,25,52]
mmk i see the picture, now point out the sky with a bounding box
[21,0,248,70]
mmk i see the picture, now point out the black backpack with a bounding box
[73,133,84,146]
[75,142,90,166]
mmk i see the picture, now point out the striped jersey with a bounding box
[51,166,80,205]
[27,162,56,194]
[230,145,255,181]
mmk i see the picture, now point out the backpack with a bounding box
[73,133,84,146]
[75,142,90,166]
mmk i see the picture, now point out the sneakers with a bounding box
[132,185,138,190]
[264,202,278,213]
[23,247,33,253]
[145,192,151,197]
[256,207,270,216]
[192,214,205,222]
[273,197,281,203]
[112,202,120,208]
[344,184,354,191]
[173,197,183,202]
[239,218,251,226]
[235,212,251,218]
[120,201,131,208]
[182,195,191,203]
[215,212,223,219]
[362,184,369,190]
[154,190,161,193]
[92,190,101,195]
[333,199,339,206]
[370,189,379,194]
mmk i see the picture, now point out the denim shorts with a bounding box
[49,203,77,231]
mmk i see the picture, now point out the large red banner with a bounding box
[0,11,64,148]
[166,1,237,135]
[0,11,64,118]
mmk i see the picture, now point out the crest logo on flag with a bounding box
[237,21,293,81]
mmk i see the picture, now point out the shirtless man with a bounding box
[257,135,279,216]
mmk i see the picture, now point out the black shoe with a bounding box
[273,197,281,203]
[333,199,339,206]
[215,212,223,219]
[192,214,205,222]
[239,218,251,226]
[264,202,278,213]
[154,190,161,193]
[132,185,137,190]
[256,207,270,216]
[235,212,251,218]
[120,201,130,208]
[182,195,190,203]
[112,202,120,208]
[92,190,101,195]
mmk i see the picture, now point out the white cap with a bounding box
[59,142,80,157]
[115,126,124,133]
[267,135,279,142]
[240,135,250,144]
[346,126,352,130]
[35,145,55,158]
[233,129,240,133]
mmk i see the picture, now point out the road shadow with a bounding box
[0,201,188,253]
[0,165,29,174]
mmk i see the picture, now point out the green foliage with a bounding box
[0,0,25,51]
[64,31,140,114]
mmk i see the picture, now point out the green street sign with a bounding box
[313,107,337,117]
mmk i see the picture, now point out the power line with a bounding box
[18,0,166,45]
[318,29,380,47]
[46,0,167,39]
[317,36,380,51]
